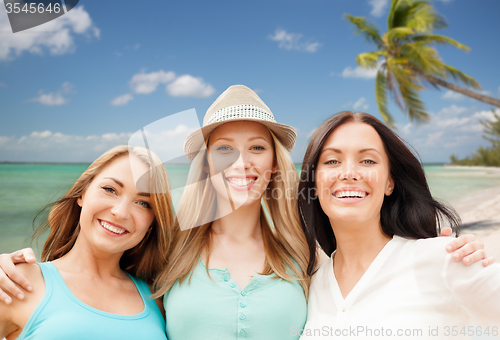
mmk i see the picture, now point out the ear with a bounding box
[385,176,395,196]
[77,195,83,207]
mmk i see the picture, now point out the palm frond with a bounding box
[386,27,415,47]
[344,14,383,47]
[387,57,423,91]
[402,42,444,76]
[397,79,429,122]
[387,0,400,30]
[375,66,395,127]
[441,63,481,89]
[411,34,470,52]
[356,51,386,69]
[386,68,405,112]
[395,1,446,33]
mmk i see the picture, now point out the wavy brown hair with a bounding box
[153,131,310,298]
[33,146,174,281]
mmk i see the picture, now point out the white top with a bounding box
[300,236,500,340]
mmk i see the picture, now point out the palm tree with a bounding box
[345,0,500,127]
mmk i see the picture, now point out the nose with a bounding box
[110,197,132,220]
[338,160,359,181]
[231,150,251,170]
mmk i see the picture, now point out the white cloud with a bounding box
[369,0,389,17]
[441,90,464,101]
[126,70,215,99]
[269,28,321,53]
[30,82,73,106]
[341,65,378,79]
[0,6,99,61]
[129,70,176,94]
[438,104,468,116]
[396,106,500,162]
[111,93,133,106]
[166,75,215,98]
[0,81,6,87]
[352,97,369,111]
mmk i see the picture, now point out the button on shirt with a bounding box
[164,260,307,340]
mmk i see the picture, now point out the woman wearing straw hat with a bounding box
[152,84,310,340]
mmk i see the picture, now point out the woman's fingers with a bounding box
[439,227,453,237]
[482,256,495,267]
[0,263,25,304]
[445,233,476,253]
[0,250,36,303]
[11,248,37,264]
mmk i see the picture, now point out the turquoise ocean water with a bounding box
[1,163,500,254]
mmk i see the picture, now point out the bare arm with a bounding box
[0,263,44,339]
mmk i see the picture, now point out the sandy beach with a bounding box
[448,166,500,260]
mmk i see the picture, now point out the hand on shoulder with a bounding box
[0,263,45,339]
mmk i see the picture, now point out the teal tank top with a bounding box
[18,262,167,340]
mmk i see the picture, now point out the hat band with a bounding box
[205,104,276,126]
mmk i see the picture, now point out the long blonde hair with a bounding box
[153,131,310,297]
[33,146,174,281]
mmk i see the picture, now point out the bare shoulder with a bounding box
[7,264,46,337]
[0,264,44,339]
[16,263,44,283]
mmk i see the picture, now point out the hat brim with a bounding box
[184,118,297,161]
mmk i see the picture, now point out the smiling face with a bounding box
[315,122,394,227]
[76,155,155,255]
[207,121,277,209]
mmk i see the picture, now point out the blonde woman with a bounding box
[151,85,310,340]
[0,146,172,339]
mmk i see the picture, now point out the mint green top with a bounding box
[164,260,307,340]
[18,262,167,340]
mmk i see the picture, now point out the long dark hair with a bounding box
[298,112,461,275]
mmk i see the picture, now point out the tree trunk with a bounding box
[413,69,500,107]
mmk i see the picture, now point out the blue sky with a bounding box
[1,0,499,163]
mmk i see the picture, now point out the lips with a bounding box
[99,219,129,236]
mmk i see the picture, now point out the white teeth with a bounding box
[335,191,366,198]
[100,221,127,235]
[227,178,256,187]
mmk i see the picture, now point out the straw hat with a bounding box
[184,85,297,160]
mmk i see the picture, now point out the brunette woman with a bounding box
[298,112,499,339]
